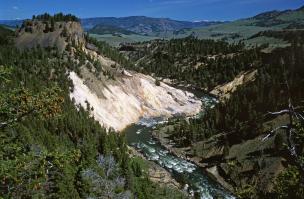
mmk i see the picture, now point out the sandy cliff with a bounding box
[69,70,202,131]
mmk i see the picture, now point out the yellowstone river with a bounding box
[124,96,235,199]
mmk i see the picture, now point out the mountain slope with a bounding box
[0,19,22,28]
[122,27,304,197]
[89,24,137,35]
[81,16,224,36]
[14,14,202,131]
[0,14,189,199]
[82,7,304,46]
[15,20,85,52]
[174,5,304,43]
[68,38,202,131]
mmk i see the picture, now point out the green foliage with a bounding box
[0,86,64,125]
[0,64,64,129]
[0,65,12,83]
[0,28,186,198]
[21,13,79,34]
[235,184,257,199]
[34,12,79,22]
[153,31,304,198]
[89,24,137,35]
[127,37,259,89]
[295,122,304,155]
[250,30,304,44]
[274,133,284,151]
[273,166,304,199]
[155,79,161,86]
[0,26,13,45]
[43,21,50,33]
[87,36,134,68]
[159,32,304,148]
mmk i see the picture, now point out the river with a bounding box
[123,96,235,199]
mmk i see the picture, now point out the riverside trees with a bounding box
[0,25,186,198]
[151,32,304,198]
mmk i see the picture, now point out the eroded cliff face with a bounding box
[69,69,202,131]
[14,19,201,132]
[15,21,85,52]
[210,69,258,102]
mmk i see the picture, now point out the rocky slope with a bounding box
[129,147,182,190]
[69,68,201,131]
[152,106,290,196]
[15,18,202,132]
[210,69,258,102]
[15,20,85,52]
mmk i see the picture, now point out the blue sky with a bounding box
[0,0,303,21]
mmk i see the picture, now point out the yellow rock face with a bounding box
[69,71,202,131]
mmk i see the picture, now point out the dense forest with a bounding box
[124,34,304,143]
[118,31,304,198]
[165,32,304,144]
[123,37,262,90]
[249,30,304,41]
[20,13,80,34]
[152,32,304,198]
[33,13,80,22]
[168,44,304,142]
[1,11,304,198]
[0,25,186,198]
[86,36,134,69]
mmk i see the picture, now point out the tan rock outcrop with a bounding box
[69,70,202,131]
[211,69,258,101]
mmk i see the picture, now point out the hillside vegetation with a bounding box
[123,37,260,90]
[0,15,188,199]
[81,16,223,36]
[122,30,304,198]
[177,6,304,43]
[1,7,304,198]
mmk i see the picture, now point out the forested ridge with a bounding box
[124,34,304,143]
[167,41,304,143]
[122,33,304,198]
[1,11,304,198]
[0,20,186,199]
[123,37,263,90]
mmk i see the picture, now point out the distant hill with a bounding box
[0,25,14,45]
[81,16,224,36]
[0,16,224,37]
[248,6,304,27]
[0,19,22,28]
[89,24,137,35]
[2,6,303,46]
[82,6,304,46]
[173,5,304,45]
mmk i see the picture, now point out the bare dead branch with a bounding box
[262,125,288,141]
[267,110,290,116]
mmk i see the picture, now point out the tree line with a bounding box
[0,26,186,198]
[125,36,261,90]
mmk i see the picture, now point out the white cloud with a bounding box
[12,6,19,10]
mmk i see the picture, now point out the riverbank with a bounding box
[128,146,189,196]
[124,122,235,199]
[151,128,235,194]
[151,113,289,197]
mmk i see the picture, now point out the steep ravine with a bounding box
[124,119,235,199]
[69,70,235,198]
[15,18,234,198]
[69,70,202,131]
